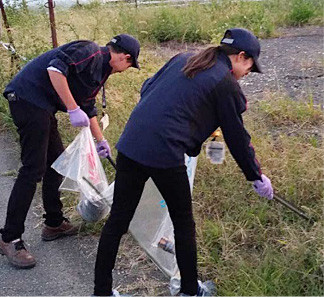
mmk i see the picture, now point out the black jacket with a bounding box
[4,40,112,118]
[117,52,262,181]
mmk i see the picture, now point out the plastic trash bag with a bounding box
[76,188,111,222]
[52,127,112,222]
[206,140,225,164]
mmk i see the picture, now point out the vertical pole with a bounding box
[0,0,19,74]
[0,5,2,40]
[21,0,28,12]
[47,0,58,48]
[0,0,14,45]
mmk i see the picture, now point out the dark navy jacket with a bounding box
[117,52,262,181]
[4,40,112,118]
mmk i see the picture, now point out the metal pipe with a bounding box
[273,194,315,224]
[47,0,58,48]
[82,176,104,198]
[0,0,20,74]
[0,0,14,45]
[107,155,117,170]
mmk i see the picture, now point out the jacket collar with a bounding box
[100,46,112,76]
[218,51,233,72]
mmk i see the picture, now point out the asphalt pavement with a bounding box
[0,129,168,296]
[0,130,98,296]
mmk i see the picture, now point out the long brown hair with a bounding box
[182,44,244,78]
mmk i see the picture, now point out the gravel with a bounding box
[155,26,323,105]
[241,26,324,105]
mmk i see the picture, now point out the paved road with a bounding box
[0,129,168,296]
[0,130,99,296]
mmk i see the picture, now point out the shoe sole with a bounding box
[9,258,36,269]
[41,228,78,241]
[0,246,36,269]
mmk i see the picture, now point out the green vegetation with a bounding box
[1,0,323,47]
[287,0,320,25]
[0,0,323,295]
[195,95,323,295]
[258,93,323,126]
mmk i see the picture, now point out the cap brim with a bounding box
[251,57,262,73]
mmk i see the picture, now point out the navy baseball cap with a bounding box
[109,34,140,69]
[221,28,262,73]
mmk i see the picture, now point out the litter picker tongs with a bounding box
[273,193,315,224]
[104,153,316,224]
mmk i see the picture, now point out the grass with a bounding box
[287,0,320,25]
[1,0,323,49]
[194,94,323,295]
[0,0,323,295]
[258,93,323,126]
[0,51,18,131]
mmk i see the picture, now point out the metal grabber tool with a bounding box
[273,193,315,224]
[106,155,116,170]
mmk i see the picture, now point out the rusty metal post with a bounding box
[0,0,20,74]
[47,0,58,48]
[0,0,15,45]
[0,5,2,39]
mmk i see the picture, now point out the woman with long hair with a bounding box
[94,28,273,296]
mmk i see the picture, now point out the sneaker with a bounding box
[0,239,36,269]
[41,218,78,241]
[111,289,131,297]
[92,289,128,297]
[112,290,121,297]
[179,280,216,296]
[197,280,216,296]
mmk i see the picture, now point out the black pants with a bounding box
[1,99,64,243]
[94,153,198,296]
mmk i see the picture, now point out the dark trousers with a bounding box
[94,153,198,296]
[1,99,64,243]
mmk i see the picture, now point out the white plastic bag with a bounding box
[51,127,112,222]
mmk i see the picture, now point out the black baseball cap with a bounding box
[109,34,140,69]
[221,28,262,73]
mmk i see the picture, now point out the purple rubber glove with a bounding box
[67,106,90,127]
[253,174,274,200]
[96,139,111,158]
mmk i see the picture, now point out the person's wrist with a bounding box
[254,179,261,185]
[96,137,106,143]
[67,106,80,113]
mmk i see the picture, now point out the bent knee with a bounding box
[18,165,45,183]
